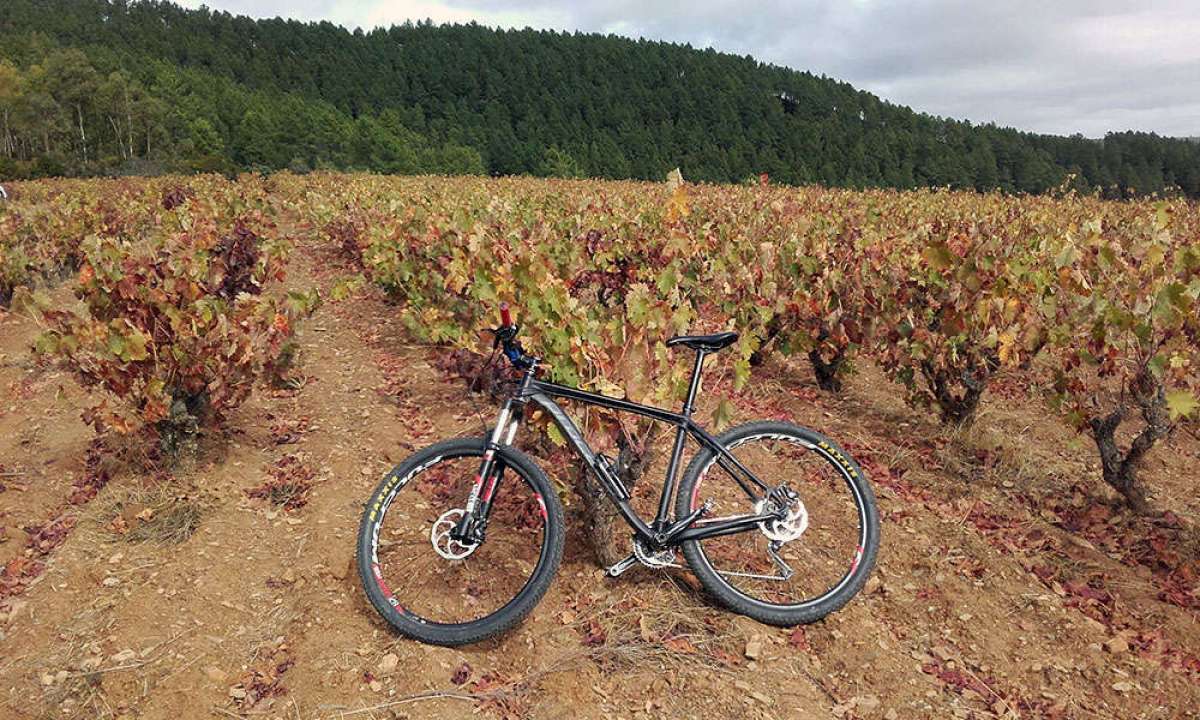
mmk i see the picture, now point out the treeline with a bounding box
[0,47,483,179]
[1,0,1199,197]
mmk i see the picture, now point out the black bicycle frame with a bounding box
[475,350,780,550]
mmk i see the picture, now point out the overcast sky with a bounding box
[178,0,1200,138]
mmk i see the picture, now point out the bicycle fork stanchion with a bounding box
[450,402,514,544]
[452,353,539,545]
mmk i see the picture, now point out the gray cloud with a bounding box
[179,0,1200,137]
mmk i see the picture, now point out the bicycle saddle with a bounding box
[665,331,738,352]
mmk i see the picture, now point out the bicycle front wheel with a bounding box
[676,421,879,626]
[356,437,564,646]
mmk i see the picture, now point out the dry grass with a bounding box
[96,482,206,546]
[936,407,1077,495]
[556,575,742,672]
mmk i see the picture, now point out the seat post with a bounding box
[681,350,706,417]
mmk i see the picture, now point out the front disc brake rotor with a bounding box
[430,509,479,560]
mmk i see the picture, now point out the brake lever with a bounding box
[488,324,520,350]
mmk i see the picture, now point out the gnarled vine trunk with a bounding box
[920,354,998,427]
[574,423,661,566]
[1087,377,1172,513]
[749,316,782,367]
[809,344,847,392]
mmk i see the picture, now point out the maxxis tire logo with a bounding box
[817,440,859,480]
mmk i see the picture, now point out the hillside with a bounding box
[1,0,1199,197]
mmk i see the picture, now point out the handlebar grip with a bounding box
[499,303,513,327]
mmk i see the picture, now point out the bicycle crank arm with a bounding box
[605,553,639,578]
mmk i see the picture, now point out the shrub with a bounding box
[871,211,1049,426]
[36,193,317,457]
[1046,205,1200,510]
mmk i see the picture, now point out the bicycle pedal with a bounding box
[605,553,639,578]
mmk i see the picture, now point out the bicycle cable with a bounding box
[463,345,502,438]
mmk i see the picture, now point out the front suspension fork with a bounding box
[451,402,522,543]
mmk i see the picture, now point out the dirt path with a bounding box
[2,227,1198,719]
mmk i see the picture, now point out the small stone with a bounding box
[745,636,765,660]
[885,710,899,720]
[855,695,881,711]
[108,553,124,564]
[229,685,247,700]
[110,649,137,664]
[331,561,349,581]
[378,653,399,673]
[1103,636,1129,654]
[1111,681,1134,693]
[102,576,121,587]
[750,691,772,706]
[205,666,227,682]
[369,680,383,692]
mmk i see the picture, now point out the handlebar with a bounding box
[491,304,536,370]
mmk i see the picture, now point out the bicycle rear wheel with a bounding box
[356,437,564,646]
[676,421,879,626]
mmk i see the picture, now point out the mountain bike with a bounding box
[357,304,880,646]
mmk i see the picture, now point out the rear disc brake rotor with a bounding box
[753,498,809,543]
